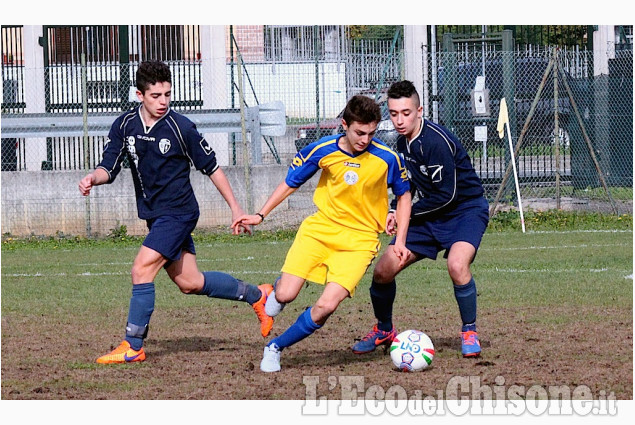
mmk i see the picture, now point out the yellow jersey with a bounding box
[286,135,409,240]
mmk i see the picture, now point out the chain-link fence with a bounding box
[430,33,632,216]
[1,25,632,237]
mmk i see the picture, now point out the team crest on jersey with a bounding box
[200,139,214,155]
[159,138,171,154]
[343,161,361,168]
[344,170,359,185]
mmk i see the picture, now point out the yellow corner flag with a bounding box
[497,97,509,139]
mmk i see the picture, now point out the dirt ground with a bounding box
[1,301,632,401]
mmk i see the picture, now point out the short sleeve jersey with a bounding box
[97,107,219,219]
[286,134,409,235]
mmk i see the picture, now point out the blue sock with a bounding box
[126,282,155,350]
[270,307,322,350]
[453,277,477,332]
[199,271,261,305]
[370,279,396,331]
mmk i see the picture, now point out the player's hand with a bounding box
[392,241,411,268]
[385,212,397,235]
[231,214,264,234]
[230,211,253,235]
[78,174,94,196]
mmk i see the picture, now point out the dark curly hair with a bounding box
[136,60,172,93]
[342,95,381,126]
[387,80,420,107]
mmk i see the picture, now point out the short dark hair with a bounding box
[342,95,381,126]
[387,80,420,107]
[136,60,172,93]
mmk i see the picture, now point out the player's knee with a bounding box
[130,264,147,284]
[274,286,296,304]
[313,299,338,321]
[373,263,395,283]
[447,258,470,283]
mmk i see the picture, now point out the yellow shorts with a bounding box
[281,214,380,296]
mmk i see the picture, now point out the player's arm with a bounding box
[386,181,413,235]
[80,117,128,196]
[231,181,297,229]
[208,168,251,235]
[392,191,412,266]
[79,167,110,196]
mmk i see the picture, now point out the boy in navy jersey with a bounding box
[352,80,489,358]
[79,60,273,364]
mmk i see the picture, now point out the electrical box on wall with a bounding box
[471,76,490,117]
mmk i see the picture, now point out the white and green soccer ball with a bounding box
[390,329,435,372]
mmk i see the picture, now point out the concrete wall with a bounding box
[1,165,318,237]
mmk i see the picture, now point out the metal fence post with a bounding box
[237,51,253,218]
[501,30,516,200]
[81,53,92,237]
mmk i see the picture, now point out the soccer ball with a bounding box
[390,329,435,372]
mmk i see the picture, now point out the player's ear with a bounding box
[136,90,144,102]
[341,118,348,132]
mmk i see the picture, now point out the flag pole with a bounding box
[497,98,526,233]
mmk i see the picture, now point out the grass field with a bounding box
[1,212,633,414]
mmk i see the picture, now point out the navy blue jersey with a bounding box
[97,106,219,220]
[392,119,484,218]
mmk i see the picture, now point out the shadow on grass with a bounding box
[149,336,235,357]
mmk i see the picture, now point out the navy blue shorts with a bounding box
[391,197,489,261]
[143,212,199,263]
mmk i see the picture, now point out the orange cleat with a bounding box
[96,340,146,364]
[253,284,274,337]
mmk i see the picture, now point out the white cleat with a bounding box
[260,343,281,373]
[265,290,286,317]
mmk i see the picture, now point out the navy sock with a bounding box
[270,307,322,350]
[126,282,155,350]
[370,279,396,331]
[453,277,477,331]
[200,271,262,305]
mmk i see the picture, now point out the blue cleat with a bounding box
[461,330,481,357]
[352,325,396,354]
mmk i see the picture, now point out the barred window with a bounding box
[264,25,342,62]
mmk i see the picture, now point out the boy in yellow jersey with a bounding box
[232,95,412,372]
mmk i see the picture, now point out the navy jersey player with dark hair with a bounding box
[352,80,489,358]
[79,60,274,364]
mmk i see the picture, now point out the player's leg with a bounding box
[265,220,329,317]
[352,248,419,354]
[353,222,437,355]
[447,241,481,357]
[444,198,489,358]
[96,245,166,364]
[166,250,274,338]
[261,281,349,372]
